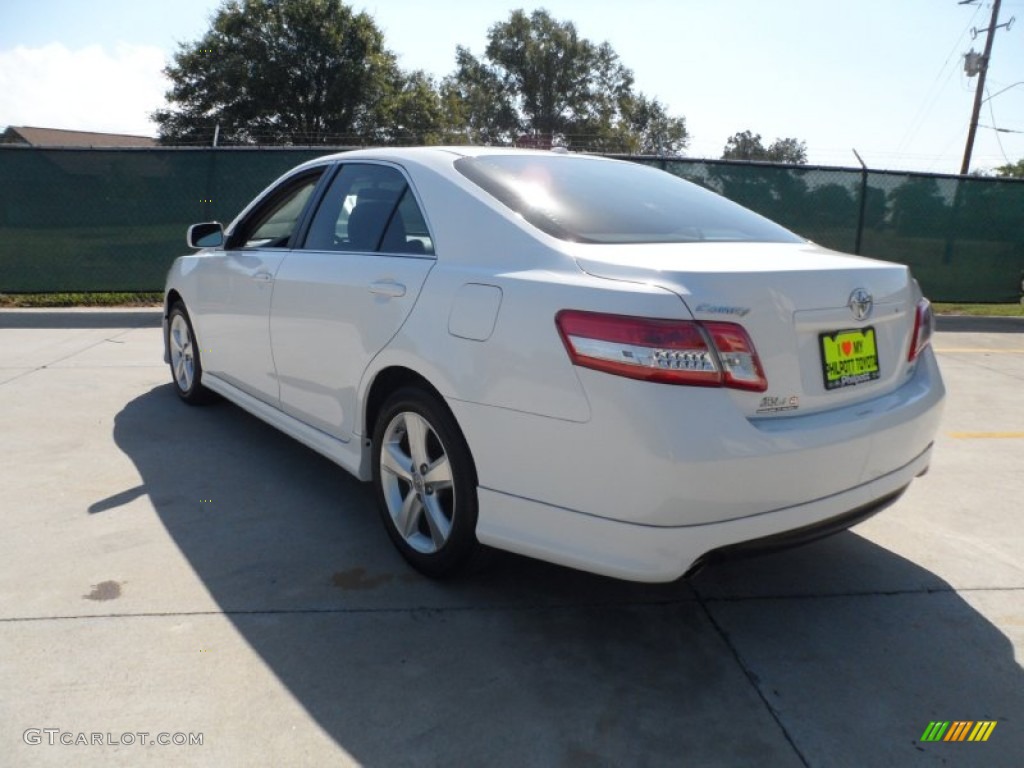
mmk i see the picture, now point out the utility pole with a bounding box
[960,0,1002,174]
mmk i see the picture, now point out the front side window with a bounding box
[231,170,324,249]
[303,164,434,255]
[454,154,804,245]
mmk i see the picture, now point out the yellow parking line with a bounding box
[947,432,1024,439]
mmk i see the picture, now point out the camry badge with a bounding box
[848,288,873,321]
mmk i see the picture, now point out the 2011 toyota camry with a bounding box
[163,147,944,582]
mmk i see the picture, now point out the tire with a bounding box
[371,387,480,578]
[166,301,216,405]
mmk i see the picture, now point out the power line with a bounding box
[985,90,1011,163]
[896,3,982,155]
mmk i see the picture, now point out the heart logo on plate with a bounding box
[841,341,853,356]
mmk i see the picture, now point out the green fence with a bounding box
[1,146,1022,300]
[0,147,335,293]
[633,157,1024,303]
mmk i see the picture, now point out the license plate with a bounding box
[819,327,880,391]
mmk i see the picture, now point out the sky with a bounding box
[1,0,1022,174]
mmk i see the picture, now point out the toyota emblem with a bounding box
[848,288,873,321]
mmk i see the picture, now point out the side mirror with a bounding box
[187,222,224,249]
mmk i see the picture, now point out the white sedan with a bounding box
[163,147,944,582]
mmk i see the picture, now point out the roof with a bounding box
[0,126,158,148]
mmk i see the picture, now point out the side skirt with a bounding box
[202,374,371,482]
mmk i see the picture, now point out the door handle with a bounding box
[252,271,273,282]
[369,279,407,298]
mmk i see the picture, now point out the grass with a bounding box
[932,302,1024,317]
[0,292,163,308]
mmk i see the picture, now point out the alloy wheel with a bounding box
[169,313,195,393]
[378,411,456,554]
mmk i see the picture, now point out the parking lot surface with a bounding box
[1,309,1022,767]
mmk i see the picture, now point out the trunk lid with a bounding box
[570,241,917,417]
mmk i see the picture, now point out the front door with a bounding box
[192,169,325,405]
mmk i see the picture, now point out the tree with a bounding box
[153,0,447,145]
[375,71,450,146]
[608,93,690,155]
[721,130,764,161]
[440,47,519,146]
[721,131,808,164]
[995,158,1024,178]
[443,9,688,154]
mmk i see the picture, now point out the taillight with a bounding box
[555,310,767,392]
[702,321,769,391]
[908,298,934,362]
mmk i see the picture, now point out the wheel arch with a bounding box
[363,365,478,487]
[165,288,184,314]
[163,289,184,362]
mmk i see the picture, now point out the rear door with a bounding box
[269,162,436,441]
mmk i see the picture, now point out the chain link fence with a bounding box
[0,147,335,293]
[631,157,1024,303]
[1,146,1022,300]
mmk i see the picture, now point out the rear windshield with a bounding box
[454,155,804,245]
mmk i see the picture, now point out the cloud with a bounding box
[0,42,168,136]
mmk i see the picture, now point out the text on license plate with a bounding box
[819,327,880,391]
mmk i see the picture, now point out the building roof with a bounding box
[0,126,158,148]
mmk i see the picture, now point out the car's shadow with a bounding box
[98,384,1024,765]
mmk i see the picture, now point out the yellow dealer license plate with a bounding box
[819,327,880,391]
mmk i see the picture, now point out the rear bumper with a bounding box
[454,348,944,528]
[475,443,931,583]
[685,486,906,576]
[456,344,943,581]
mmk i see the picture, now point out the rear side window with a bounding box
[303,164,434,255]
[454,155,803,245]
[382,189,434,255]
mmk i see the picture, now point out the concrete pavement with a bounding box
[1,308,1021,767]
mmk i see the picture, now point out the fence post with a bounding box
[852,149,868,255]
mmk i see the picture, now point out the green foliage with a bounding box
[376,71,451,146]
[0,293,163,307]
[154,0,449,145]
[722,130,808,164]
[442,9,688,153]
[995,158,1024,178]
[932,303,1024,316]
[440,47,520,146]
[156,3,688,151]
